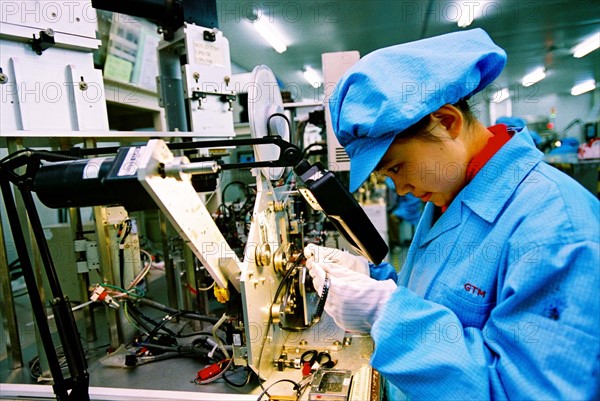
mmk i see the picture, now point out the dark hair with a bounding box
[396,99,475,142]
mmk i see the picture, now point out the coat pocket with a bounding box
[441,283,495,329]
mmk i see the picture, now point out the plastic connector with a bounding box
[196,362,223,382]
[90,285,120,309]
[213,285,230,303]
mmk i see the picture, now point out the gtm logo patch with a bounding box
[464,283,486,298]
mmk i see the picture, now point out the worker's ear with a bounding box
[430,104,464,139]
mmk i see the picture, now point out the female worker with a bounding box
[305,28,599,400]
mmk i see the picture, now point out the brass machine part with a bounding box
[270,290,296,325]
[270,303,282,324]
[255,243,272,267]
[273,243,293,274]
[269,200,286,212]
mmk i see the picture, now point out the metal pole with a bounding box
[0,201,23,369]
[18,184,90,400]
[0,177,69,400]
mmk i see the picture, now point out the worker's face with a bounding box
[376,124,469,208]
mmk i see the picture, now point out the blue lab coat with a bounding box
[370,129,600,400]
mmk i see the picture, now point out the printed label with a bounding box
[194,41,224,66]
[83,157,109,179]
[117,147,144,177]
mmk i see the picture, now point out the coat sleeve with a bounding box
[369,261,398,282]
[370,240,600,400]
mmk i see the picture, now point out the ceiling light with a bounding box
[457,14,474,28]
[491,88,510,103]
[455,1,480,28]
[304,67,322,88]
[572,32,600,58]
[457,11,474,28]
[571,80,596,96]
[521,68,546,87]
[253,18,287,53]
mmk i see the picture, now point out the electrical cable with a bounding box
[135,298,220,324]
[194,281,216,292]
[129,249,155,288]
[302,142,327,158]
[256,378,301,401]
[117,219,132,288]
[102,283,145,299]
[221,180,249,204]
[278,271,328,332]
[179,330,222,339]
[145,310,185,343]
[266,113,291,137]
[212,313,230,359]
[222,365,253,388]
[126,303,164,335]
[0,148,80,165]
[0,149,32,164]
[123,301,144,333]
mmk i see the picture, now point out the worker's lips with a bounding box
[418,193,432,202]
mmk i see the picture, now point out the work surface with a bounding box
[1,335,375,401]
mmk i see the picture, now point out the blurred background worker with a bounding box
[306,28,600,400]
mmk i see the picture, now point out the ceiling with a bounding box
[215,0,600,103]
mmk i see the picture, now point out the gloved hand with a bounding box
[304,244,370,277]
[304,244,397,333]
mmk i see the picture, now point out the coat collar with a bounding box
[461,128,543,223]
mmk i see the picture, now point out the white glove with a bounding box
[304,244,370,277]
[304,245,397,333]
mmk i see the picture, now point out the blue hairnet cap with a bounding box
[329,28,507,192]
[496,116,527,128]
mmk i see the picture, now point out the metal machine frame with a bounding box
[0,134,325,400]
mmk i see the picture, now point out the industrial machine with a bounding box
[0,1,387,400]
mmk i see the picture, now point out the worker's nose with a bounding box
[392,179,414,196]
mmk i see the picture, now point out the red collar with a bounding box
[439,124,512,214]
[465,124,513,183]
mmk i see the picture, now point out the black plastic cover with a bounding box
[294,161,388,265]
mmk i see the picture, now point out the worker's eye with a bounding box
[375,162,402,177]
[387,164,402,174]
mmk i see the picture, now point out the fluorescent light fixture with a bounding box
[253,18,287,53]
[522,68,546,87]
[572,32,600,58]
[455,0,481,28]
[571,80,596,96]
[304,67,322,88]
[457,10,474,28]
[492,88,510,103]
[457,15,474,28]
